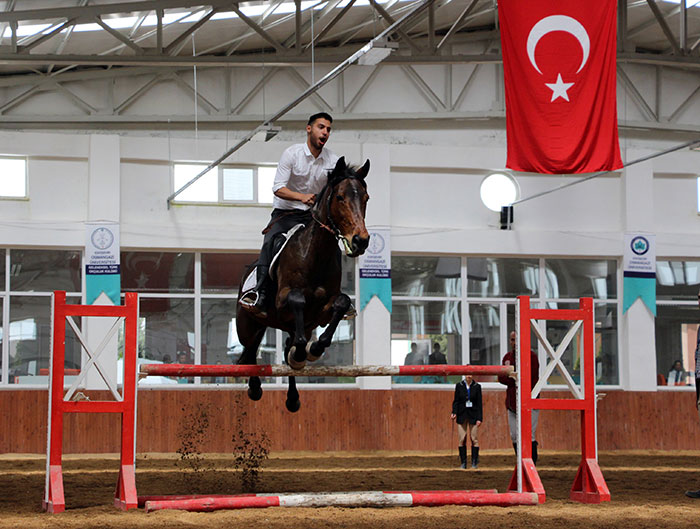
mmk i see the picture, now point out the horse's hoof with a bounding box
[306,340,321,362]
[287,347,306,370]
[285,399,301,413]
[247,386,263,401]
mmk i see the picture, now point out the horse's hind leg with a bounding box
[307,294,352,362]
[283,335,301,412]
[236,318,266,401]
[286,376,300,412]
[286,289,308,369]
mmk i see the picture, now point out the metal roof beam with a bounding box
[645,0,682,55]
[231,4,286,53]
[0,0,235,23]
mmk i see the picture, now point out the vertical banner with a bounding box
[86,222,121,305]
[623,233,656,316]
[359,227,391,312]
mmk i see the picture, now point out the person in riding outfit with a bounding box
[451,373,483,469]
[240,112,339,317]
[498,330,541,464]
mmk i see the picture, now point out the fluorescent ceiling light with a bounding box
[357,38,398,66]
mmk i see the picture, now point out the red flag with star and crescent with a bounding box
[499,0,622,174]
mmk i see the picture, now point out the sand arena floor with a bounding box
[2,450,700,529]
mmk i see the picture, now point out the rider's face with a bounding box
[306,118,332,151]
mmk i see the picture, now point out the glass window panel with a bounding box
[223,168,254,201]
[544,259,617,299]
[467,258,539,298]
[294,320,355,384]
[392,256,461,297]
[121,252,194,293]
[173,163,217,202]
[341,253,356,296]
[468,302,515,372]
[139,297,195,384]
[0,248,5,288]
[0,157,27,197]
[10,249,81,292]
[540,302,618,386]
[200,298,277,384]
[9,296,81,384]
[258,166,276,204]
[391,300,462,384]
[656,261,700,301]
[655,304,696,388]
[202,253,258,294]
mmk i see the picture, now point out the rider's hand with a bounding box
[301,193,316,206]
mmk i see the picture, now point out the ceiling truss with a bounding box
[0,0,694,132]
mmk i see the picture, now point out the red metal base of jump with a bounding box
[43,465,66,513]
[570,459,611,503]
[507,459,546,504]
[142,490,539,512]
[114,465,139,510]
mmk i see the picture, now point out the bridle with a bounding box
[311,175,366,255]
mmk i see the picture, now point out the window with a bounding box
[655,260,700,388]
[172,163,275,204]
[0,156,27,198]
[391,255,620,386]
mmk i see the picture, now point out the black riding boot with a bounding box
[471,446,480,469]
[512,442,518,455]
[242,265,269,317]
[532,441,538,465]
[458,446,467,469]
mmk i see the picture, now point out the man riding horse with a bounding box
[236,112,370,410]
[239,112,338,318]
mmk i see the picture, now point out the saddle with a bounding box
[240,223,305,297]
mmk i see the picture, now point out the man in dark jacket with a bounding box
[451,374,483,469]
[498,331,540,464]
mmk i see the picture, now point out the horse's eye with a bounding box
[336,194,344,201]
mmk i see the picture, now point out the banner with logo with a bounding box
[623,233,656,316]
[86,222,120,305]
[498,0,622,174]
[359,227,391,313]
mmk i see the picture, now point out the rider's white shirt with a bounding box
[272,143,338,211]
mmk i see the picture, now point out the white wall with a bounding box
[0,123,699,391]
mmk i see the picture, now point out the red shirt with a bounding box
[498,349,539,412]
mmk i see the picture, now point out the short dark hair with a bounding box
[308,112,333,125]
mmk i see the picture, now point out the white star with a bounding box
[545,73,574,102]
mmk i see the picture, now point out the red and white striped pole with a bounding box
[139,363,514,378]
[142,490,539,512]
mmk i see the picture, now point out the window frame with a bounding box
[0,155,28,200]
[171,161,276,206]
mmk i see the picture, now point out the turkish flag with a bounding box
[499,0,622,174]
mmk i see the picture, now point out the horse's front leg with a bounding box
[307,294,352,362]
[286,289,308,369]
[235,315,266,401]
[282,335,301,412]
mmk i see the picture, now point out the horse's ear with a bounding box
[334,156,346,172]
[357,159,370,180]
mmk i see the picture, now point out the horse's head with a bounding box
[320,156,370,258]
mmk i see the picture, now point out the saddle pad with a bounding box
[240,223,306,296]
[269,223,305,279]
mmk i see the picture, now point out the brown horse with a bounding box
[236,157,370,412]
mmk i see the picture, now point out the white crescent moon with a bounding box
[526,15,590,75]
